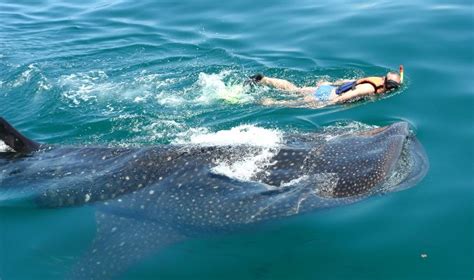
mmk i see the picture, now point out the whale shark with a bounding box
[0,117,428,279]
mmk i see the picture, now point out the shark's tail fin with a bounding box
[0,117,40,153]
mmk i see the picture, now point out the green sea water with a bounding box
[0,0,473,279]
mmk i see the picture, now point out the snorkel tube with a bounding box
[399,65,404,83]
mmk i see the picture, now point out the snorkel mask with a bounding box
[384,65,404,90]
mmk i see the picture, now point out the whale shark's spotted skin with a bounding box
[0,121,428,279]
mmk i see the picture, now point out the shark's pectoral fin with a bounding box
[69,208,186,280]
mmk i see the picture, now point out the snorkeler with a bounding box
[248,66,404,107]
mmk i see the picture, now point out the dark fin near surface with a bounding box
[0,117,40,153]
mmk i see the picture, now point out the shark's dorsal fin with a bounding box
[0,117,40,153]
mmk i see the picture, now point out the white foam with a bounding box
[57,69,253,107]
[58,70,112,105]
[155,91,186,106]
[211,147,279,182]
[195,71,253,104]
[12,64,37,87]
[174,125,283,182]
[0,140,14,152]
[58,70,177,106]
[174,125,282,147]
[11,63,52,91]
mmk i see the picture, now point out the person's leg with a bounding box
[261,98,306,107]
[261,94,324,108]
[299,87,317,95]
[261,77,319,95]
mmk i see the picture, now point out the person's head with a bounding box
[384,72,401,91]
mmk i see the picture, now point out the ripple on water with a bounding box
[0,0,472,278]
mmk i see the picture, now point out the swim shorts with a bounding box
[314,85,335,101]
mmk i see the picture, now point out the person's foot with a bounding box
[244,73,264,86]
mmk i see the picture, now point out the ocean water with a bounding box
[0,0,473,279]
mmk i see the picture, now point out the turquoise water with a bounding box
[0,0,473,279]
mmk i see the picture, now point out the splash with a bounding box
[58,70,111,105]
[10,63,52,91]
[58,70,178,106]
[56,69,254,108]
[174,125,282,182]
[0,140,14,152]
[174,124,282,147]
[195,71,253,105]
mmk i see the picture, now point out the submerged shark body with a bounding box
[0,118,428,279]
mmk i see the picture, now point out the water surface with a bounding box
[0,0,473,279]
